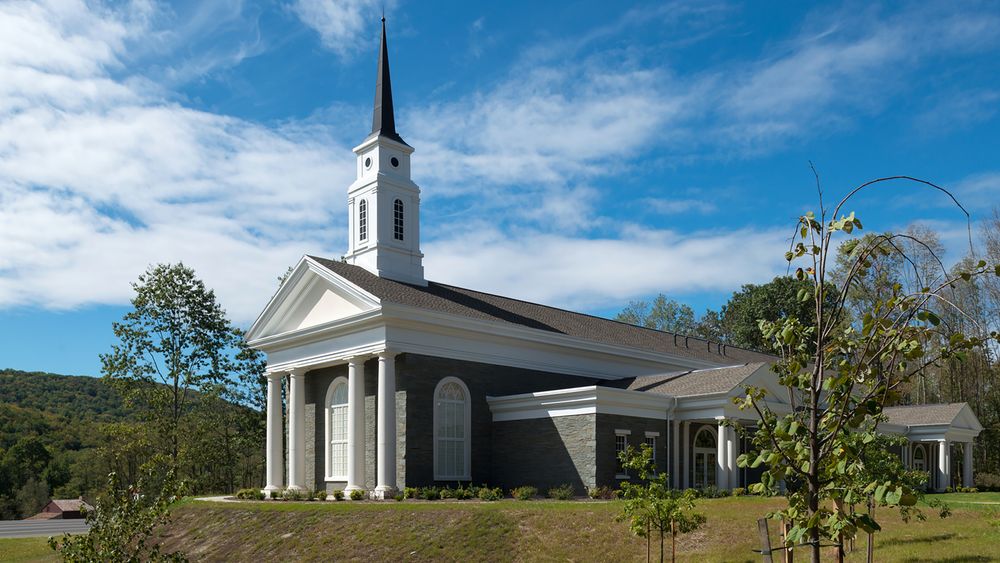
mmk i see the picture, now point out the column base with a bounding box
[286,484,306,492]
[262,485,282,494]
[372,486,397,500]
[344,484,365,493]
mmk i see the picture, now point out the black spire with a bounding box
[370,17,406,145]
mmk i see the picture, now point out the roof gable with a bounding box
[246,257,380,343]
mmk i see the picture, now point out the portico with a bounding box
[262,351,400,498]
[883,403,983,491]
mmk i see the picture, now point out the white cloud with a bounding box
[642,198,717,215]
[288,0,386,57]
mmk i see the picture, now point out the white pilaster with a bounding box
[287,369,306,491]
[682,422,690,489]
[726,425,737,489]
[963,442,974,488]
[346,358,366,492]
[264,372,284,494]
[937,439,950,492]
[716,418,728,490]
[375,351,397,498]
[671,418,680,489]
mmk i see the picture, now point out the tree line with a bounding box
[618,210,1000,477]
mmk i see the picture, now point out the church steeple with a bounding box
[343,17,425,286]
[370,18,406,145]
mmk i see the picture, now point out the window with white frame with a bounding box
[325,378,348,480]
[644,432,658,470]
[358,199,368,241]
[393,199,404,241]
[615,430,630,478]
[434,377,470,480]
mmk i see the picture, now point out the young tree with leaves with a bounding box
[101,263,265,490]
[734,176,999,563]
[617,444,705,563]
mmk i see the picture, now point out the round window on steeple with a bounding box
[364,157,372,168]
[390,157,399,167]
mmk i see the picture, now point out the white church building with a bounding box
[246,20,982,499]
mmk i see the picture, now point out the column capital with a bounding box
[289,367,309,378]
[377,350,397,361]
[265,370,285,381]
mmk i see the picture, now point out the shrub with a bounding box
[547,483,575,500]
[453,485,474,500]
[349,489,366,501]
[420,487,441,501]
[270,490,281,500]
[731,487,747,497]
[477,486,503,501]
[404,487,420,499]
[696,486,727,499]
[394,493,405,502]
[283,488,304,501]
[975,473,1000,491]
[587,486,618,500]
[333,489,344,501]
[314,490,328,501]
[511,486,538,501]
[439,486,455,500]
[305,489,316,501]
[236,489,265,501]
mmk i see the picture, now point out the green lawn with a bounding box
[8,494,999,562]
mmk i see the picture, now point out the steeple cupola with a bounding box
[343,18,425,286]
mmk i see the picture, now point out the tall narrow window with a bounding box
[615,430,630,478]
[434,377,470,480]
[692,427,717,488]
[358,199,368,242]
[325,378,348,480]
[644,434,657,470]
[393,198,404,241]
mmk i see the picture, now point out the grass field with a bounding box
[5,493,999,562]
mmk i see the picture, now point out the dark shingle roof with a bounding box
[604,362,767,396]
[883,403,967,426]
[310,257,775,366]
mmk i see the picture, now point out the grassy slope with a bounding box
[8,495,1000,562]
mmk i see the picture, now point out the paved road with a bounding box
[0,519,90,538]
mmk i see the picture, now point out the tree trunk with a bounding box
[867,496,875,563]
[671,520,676,563]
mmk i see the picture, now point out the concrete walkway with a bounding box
[0,519,90,538]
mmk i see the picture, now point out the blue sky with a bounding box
[1,0,998,376]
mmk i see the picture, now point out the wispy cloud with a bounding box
[288,0,388,58]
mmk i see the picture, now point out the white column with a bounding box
[682,422,690,489]
[263,372,284,494]
[671,418,680,489]
[287,369,306,491]
[375,351,397,498]
[716,419,728,489]
[726,425,737,489]
[346,357,366,492]
[936,439,949,492]
[963,442,974,488]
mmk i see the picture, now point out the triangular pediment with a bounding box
[246,256,380,343]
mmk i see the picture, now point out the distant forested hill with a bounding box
[0,369,129,426]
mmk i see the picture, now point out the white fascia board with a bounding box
[487,386,675,422]
[380,302,722,372]
[905,424,981,442]
[246,256,381,345]
[263,323,388,373]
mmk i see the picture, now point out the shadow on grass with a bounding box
[880,532,956,547]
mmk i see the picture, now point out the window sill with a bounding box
[615,474,629,480]
[324,476,348,482]
[434,475,471,482]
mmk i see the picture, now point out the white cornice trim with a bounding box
[487,386,675,422]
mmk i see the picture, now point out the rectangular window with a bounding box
[644,436,656,468]
[615,432,628,478]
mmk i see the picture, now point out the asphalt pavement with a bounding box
[0,519,90,538]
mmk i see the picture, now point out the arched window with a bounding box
[692,427,717,489]
[325,378,349,480]
[912,444,926,471]
[358,199,368,241]
[434,377,470,480]
[393,198,404,241]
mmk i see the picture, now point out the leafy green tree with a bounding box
[49,462,187,562]
[100,263,266,492]
[719,276,839,353]
[617,444,705,563]
[15,478,49,518]
[734,177,999,563]
[616,294,698,335]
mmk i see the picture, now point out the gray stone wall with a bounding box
[595,413,668,487]
[395,353,600,487]
[491,414,596,493]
